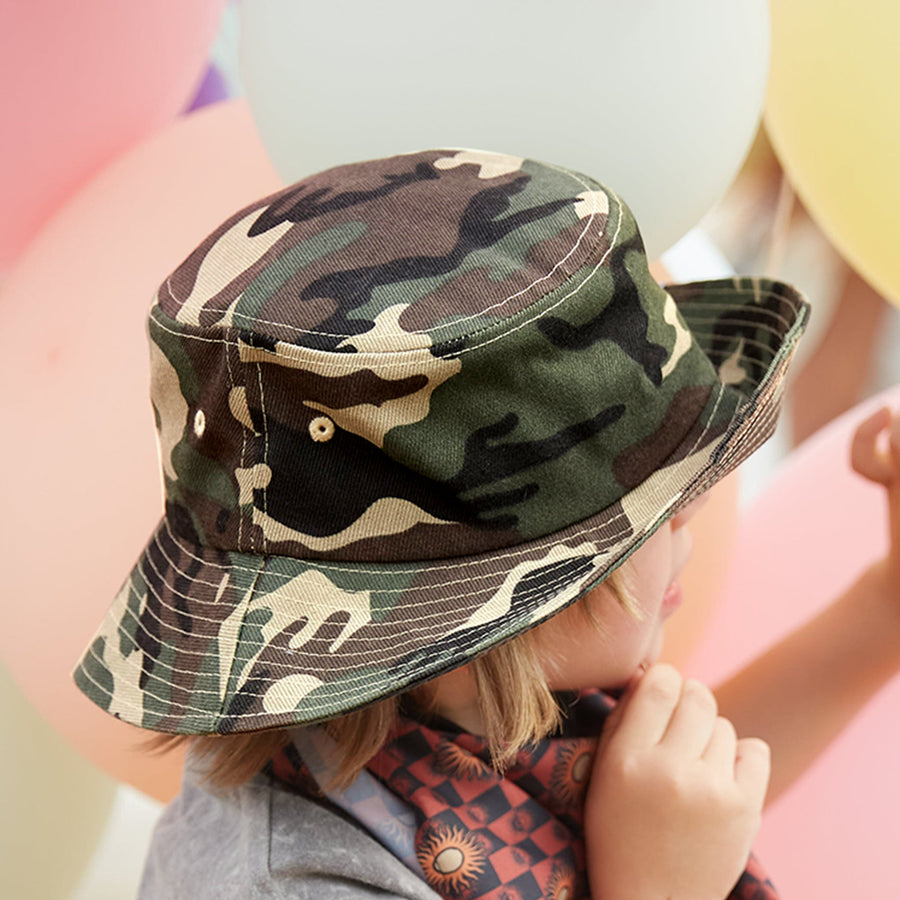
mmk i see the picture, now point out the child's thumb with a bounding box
[597,664,648,754]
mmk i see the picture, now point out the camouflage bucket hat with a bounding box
[73,149,809,735]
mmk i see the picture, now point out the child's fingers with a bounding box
[701,716,738,777]
[604,664,682,751]
[850,406,894,486]
[733,738,771,805]
[596,666,647,756]
[658,679,718,758]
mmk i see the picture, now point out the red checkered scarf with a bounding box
[268,691,779,900]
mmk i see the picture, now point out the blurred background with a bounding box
[2,1,899,897]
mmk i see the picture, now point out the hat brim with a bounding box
[73,277,809,734]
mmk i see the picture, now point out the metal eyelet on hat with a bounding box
[309,415,335,442]
[193,409,206,438]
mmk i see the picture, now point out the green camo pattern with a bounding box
[73,149,810,733]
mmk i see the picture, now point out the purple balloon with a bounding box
[183,64,229,113]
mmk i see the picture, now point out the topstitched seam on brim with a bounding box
[81,562,606,712]
[216,162,604,339]
[146,284,804,369]
[684,383,726,460]
[672,282,805,300]
[101,552,615,673]
[683,311,798,335]
[686,330,782,356]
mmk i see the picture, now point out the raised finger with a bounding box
[734,738,771,806]
[850,406,893,485]
[702,716,738,779]
[606,663,682,751]
[659,678,718,758]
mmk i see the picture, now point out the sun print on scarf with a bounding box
[434,739,494,781]
[545,861,578,900]
[549,741,593,809]
[417,824,488,896]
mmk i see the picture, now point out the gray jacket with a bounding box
[139,755,440,900]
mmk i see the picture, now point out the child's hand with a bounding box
[850,406,900,591]
[585,664,770,900]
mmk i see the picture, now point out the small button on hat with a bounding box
[72,149,809,734]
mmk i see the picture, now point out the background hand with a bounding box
[849,406,900,591]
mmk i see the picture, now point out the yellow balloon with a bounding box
[0,663,116,900]
[765,0,900,306]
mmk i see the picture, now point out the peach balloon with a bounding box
[0,0,227,269]
[660,472,740,670]
[0,100,281,802]
[686,384,900,897]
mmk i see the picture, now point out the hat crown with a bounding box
[157,149,614,352]
[149,149,735,563]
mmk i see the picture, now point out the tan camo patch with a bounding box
[453,541,599,632]
[262,673,326,714]
[233,568,372,695]
[660,292,692,380]
[149,340,189,482]
[93,578,148,722]
[235,463,272,505]
[434,149,525,180]
[173,208,292,327]
[252,497,455,553]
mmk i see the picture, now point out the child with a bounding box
[72,149,900,899]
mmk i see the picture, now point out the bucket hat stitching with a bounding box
[102,558,605,680]
[159,513,635,579]
[139,528,631,627]
[86,561,607,711]
[175,161,604,341]
[154,520,630,593]
[144,197,622,362]
[682,330,785,355]
[145,281,800,370]
[256,361,270,555]
[682,310,799,332]
[683,383,726,459]
[224,337,250,549]
[86,570,603,715]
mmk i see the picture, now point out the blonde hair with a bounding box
[145,563,640,791]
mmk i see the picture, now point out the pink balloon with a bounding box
[0,100,281,801]
[686,385,900,897]
[0,0,227,269]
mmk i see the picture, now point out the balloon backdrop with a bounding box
[686,384,900,897]
[0,0,227,270]
[660,473,740,671]
[766,0,900,307]
[0,99,281,802]
[184,63,231,114]
[1,662,117,900]
[239,0,770,259]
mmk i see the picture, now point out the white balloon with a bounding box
[239,0,769,258]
